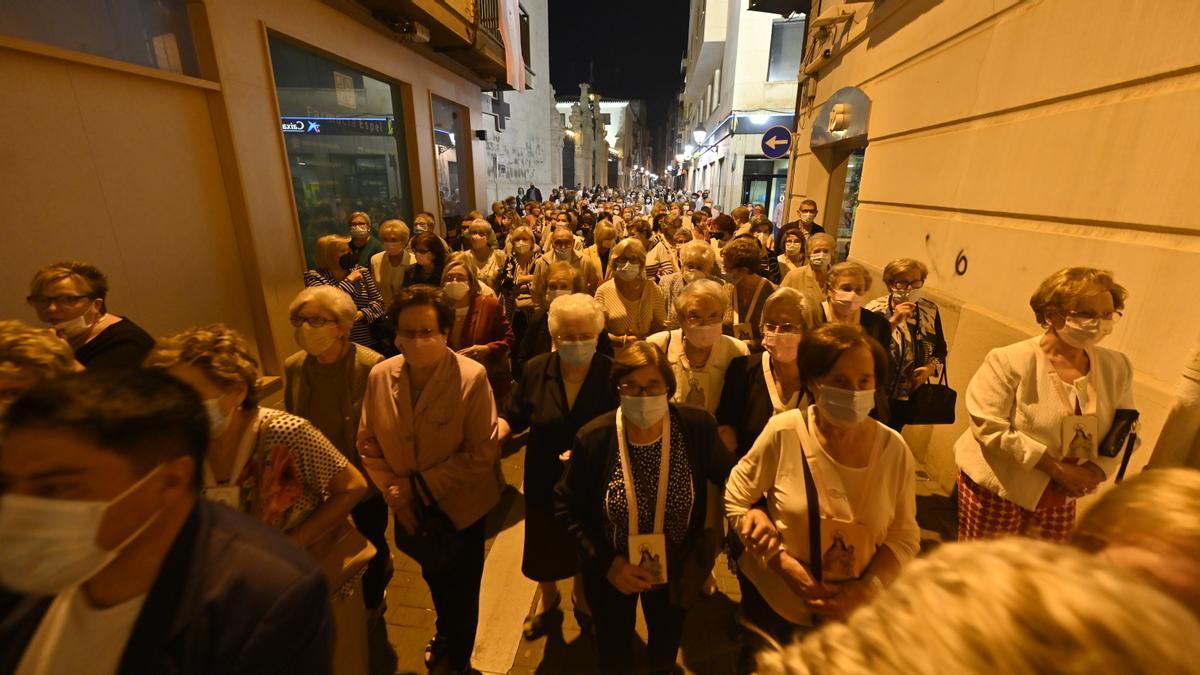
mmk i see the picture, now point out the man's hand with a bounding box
[739,509,781,556]
[607,556,654,594]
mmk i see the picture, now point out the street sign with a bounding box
[760,125,792,159]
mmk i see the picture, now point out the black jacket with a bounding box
[0,500,333,675]
[554,405,734,606]
[503,352,618,509]
[514,313,614,377]
[75,318,154,370]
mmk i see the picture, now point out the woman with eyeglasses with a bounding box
[865,258,948,432]
[594,239,667,351]
[305,234,387,353]
[282,286,390,618]
[441,253,515,400]
[554,341,735,674]
[659,240,724,330]
[25,261,153,370]
[357,285,501,673]
[717,288,816,458]
[499,293,618,638]
[781,232,837,313]
[402,231,450,288]
[955,267,1134,542]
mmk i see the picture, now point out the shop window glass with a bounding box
[0,0,199,76]
[269,35,414,268]
[767,15,806,82]
[431,96,472,247]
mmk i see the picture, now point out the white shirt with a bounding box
[725,408,919,624]
[17,587,147,675]
[954,336,1134,511]
[646,329,749,413]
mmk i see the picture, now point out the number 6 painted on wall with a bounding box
[955,250,968,276]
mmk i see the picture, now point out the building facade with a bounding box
[678,0,805,216]
[0,0,530,378]
[556,84,652,190]
[780,0,1200,488]
[483,0,560,203]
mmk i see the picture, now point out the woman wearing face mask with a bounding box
[717,288,814,457]
[358,285,501,674]
[554,341,735,674]
[725,323,919,641]
[955,267,1132,542]
[146,325,372,675]
[821,263,893,423]
[781,232,837,307]
[25,261,154,370]
[347,211,384,268]
[402,231,450,288]
[441,253,515,400]
[625,218,655,254]
[496,226,544,365]
[865,259,948,432]
[659,241,721,330]
[645,214,685,281]
[462,219,506,291]
[282,286,391,619]
[516,263,615,375]
[305,234,387,353]
[582,221,618,284]
[776,227,807,280]
[721,238,777,350]
[499,294,618,638]
[595,239,667,350]
[370,219,413,306]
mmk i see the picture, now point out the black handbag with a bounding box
[906,360,957,425]
[393,473,462,573]
[1100,409,1140,482]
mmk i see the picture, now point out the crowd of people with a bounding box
[1,184,1197,675]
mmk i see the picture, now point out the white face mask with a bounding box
[295,323,341,356]
[809,252,831,269]
[546,289,571,305]
[204,397,233,438]
[684,323,722,349]
[615,262,641,281]
[762,331,802,363]
[553,246,573,260]
[557,339,597,367]
[831,289,865,315]
[383,242,405,256]
[514,241,532,255]
[54,313,94,339]
[784,242,803,256]
[396,334,448,369]
[620,394,669,429]
[443,281,470,301]
[351,225,370,239]
[1058,317,1114,349]
[799,212,816,224]
[893,288,923,304]
[0,466,166,595]
[816,385,875,427]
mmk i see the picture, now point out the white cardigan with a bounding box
[954,336,1135,511]
[725,408,919,624]
[646,329,749,414]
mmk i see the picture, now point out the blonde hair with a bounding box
[806,233,836,253]
[378,219,410,241]
[508,225,534,245]
[467,219,494,239]
[288,286,357,331]
[825,261,872,292]
[610,238,647,266]
[313,234,351,271]
[1030,266,1128,326]
[348,211,371,226]
[762,538,1200,675]
[675,278,727,317]
[545,261,584,293]
[679,239,715,270]
[594,221,617,244]
[443,252,482,294]
[881,258,929,285]
[0,320,78,383]
[762,287,817,331]
[145,324,259,406]
[29,261,110,314]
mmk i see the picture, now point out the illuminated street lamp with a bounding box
[692,123,706,144]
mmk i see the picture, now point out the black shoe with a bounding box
[424,635,448,669]
[573,606,595,636]
[522,594,563,639]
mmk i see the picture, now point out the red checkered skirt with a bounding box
[957,471,1076,542]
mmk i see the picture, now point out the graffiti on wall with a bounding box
[487,135,550,185]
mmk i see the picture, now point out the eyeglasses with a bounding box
[1067,311,1123,322]
[618,381,668,396]
[554,333,597,343]
[683,314,722,325]
[763,322,803,334]
[290,316,337,328]
[889,280,925,291]
[799,209,818,214]
[397,327,442,339]
[26,294,92,309]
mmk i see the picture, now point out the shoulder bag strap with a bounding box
[798,409,822,583]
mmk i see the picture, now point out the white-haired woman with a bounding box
[283,286,390,615]
[764,539,1200,675]
[370,219,413,306]
[820,262,893,421]
[781,232,837,304]
[956,267,1133,542]
[865,258,948,431]
[499,294,619,638]
[594,238,667,350]
[442,252,515,399]
[462,219,506,291]
[659,240,722,330]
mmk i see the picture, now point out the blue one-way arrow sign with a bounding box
[760,125,792,159]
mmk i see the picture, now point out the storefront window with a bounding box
[0,0,199,76]
[838,148,866,258]
[269,35,414,268]
[431,96,472,247]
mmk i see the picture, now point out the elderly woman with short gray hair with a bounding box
[658,239,722,329]
[462,219,507,290]
[499,293,619,637]
[283,285,390,613]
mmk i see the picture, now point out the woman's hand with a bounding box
[607,556,654,594]
[911,365,935,386]
[346,268,364,284]
[889,302,916,328]
[807,577,878,620]
[769,551,827,600]
[457,345,490,360]
[739,509,780,556]
[1040,456,1102,498]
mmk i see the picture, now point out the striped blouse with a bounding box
[303,266,386,349]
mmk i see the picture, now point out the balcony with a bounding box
[346,0,533,90]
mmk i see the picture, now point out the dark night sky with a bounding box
[548,0,691,164]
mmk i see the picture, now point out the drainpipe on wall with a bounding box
[1148,334,1200,469]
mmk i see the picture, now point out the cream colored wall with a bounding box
[0,42,259,355]
[198,0,489,370]
[787,0,1200,489]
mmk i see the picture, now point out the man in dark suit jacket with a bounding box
[0,370,333,675]
[526,183,543,203]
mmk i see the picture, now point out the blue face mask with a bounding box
[557,339,597,367]
[620,395,669,429]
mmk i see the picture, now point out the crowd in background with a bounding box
[2,182,1198,675]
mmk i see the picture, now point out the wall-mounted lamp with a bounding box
[692,124,706,144]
